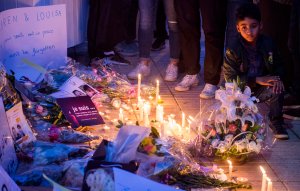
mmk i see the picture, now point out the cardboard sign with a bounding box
[56,96,104,128]
[0,4,67,83]
[0,165,21,191]
[50,76,99,99]
[113,168,183,191]
[0,97,18,175]
[6,102,36,147]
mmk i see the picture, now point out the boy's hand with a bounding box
[256,76,284,94]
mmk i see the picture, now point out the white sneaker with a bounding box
[164,64,178,81]
[200,83,218,99]
[127,62,151,80]
[175,74,199,91]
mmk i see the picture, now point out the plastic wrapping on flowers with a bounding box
[190,82,273,162]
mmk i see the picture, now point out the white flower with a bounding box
[247,141,261,154]
[218,142,228,153]
[224,134,233,143]
[86,169,114,191]
[211,139,220,148]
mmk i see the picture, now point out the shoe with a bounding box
[175,74,199,91]
[115,41,139,57]
[199,83,218,99]
[272,127,289,140]
[106,52,131,65]
[151,39,166,51]
[164,63,178,82]
[283,94,300,109]
[127,62,151,80]
[283,108,300,121]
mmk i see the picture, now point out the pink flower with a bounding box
[242,124,249,132]
[210,129,217,137]
[228,124,237,133]
[35,105,44,114]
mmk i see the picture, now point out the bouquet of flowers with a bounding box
[191,80,271,161]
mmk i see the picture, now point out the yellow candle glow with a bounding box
[260,166,267,191]
[227,160,233,179]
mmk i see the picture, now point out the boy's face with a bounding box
[237,17,262,44]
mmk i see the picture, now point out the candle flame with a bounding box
[266,177,271,183]
[260,166,266,174]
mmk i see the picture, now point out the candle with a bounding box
[266,177,272,191]
[138,99,144,122]
[260,166,267,191]
[119,108,124,122]
[137,74,141,103]
[182,112,185,128]
[155,80,159,104]
[143,102,151,126]
[227,160,233,179]
[156,104,164,122]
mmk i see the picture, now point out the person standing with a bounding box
[173,0,228,97]
[127,0,181,82]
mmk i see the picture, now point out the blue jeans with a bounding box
[138,0,180,60]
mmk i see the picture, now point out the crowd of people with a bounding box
[86,0,300,140]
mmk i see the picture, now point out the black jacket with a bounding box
[223,35,284,88]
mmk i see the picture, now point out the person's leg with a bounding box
[200,0,227,85]
[152,0,168,51]
[173,0,200,91]
[283,0,300,119]
[138,0,157,60]
[199,0,227,99]
[174,0,200,75]
[128,0,157,79]
[254,87,289,140]
[163,0,180,81]
[259,0,292,88]
[126,0,139,42]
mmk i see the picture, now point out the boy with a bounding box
[223,4,289,140]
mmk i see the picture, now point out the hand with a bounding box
[256,76,284,94]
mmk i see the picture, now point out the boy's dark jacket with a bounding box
[224,34,284,88]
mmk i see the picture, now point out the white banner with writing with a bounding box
[0,4,67,82]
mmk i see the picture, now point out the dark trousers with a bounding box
[288,0,300,97]
[259,0,292,87]
[125,0,139,42]
[154,0,168,41]
[174,0,227,85]
[254,87,284,123]
[87,0,130,58]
